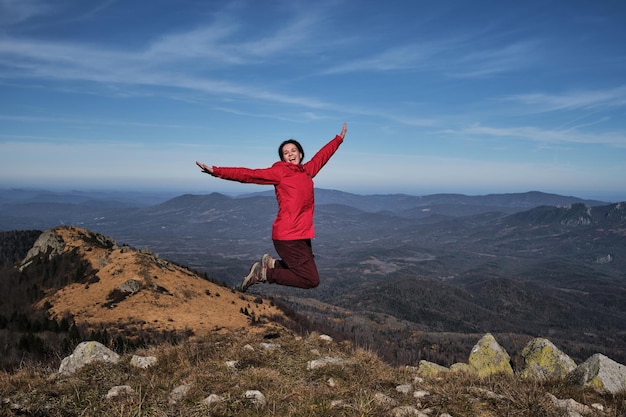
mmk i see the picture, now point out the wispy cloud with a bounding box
[0,0,51,25]
[459,123,626,147]
[447,41,539,78]
[321,43,445,75]
[320,32,539,78]
[505,86,626,112]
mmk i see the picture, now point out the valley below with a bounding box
[1,188,625,367]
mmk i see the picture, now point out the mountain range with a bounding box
[0,188,624,366]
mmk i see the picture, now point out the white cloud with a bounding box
[505,86,626,112]
[458,123,626,147]
[0,0,50,25]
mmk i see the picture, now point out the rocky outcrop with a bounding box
[417,334,514,378]
[520,337,577,380]
[18,228,65,271]
[568,353,626,394]
[415,334,626,397]
[20,227,117,272]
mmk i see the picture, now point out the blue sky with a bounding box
[1,0,625,201]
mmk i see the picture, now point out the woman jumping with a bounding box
[196,123,347,292]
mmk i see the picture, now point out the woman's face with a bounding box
[281,143,303,165]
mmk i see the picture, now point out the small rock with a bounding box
[413,390,430,399]
[591,403,604,411]
[546,393,592,415]
[119,279,141,294]
[202,394,226,405]
[373,392,398,406]
[307,356,346,370]
[330,399,345,408]
[225,360,239,369]
[319,334,333,342]
[396,384,413,395]
[390,405,425,417]
[260,342,281,351]
[169,384,191,404]
[130,355,157,369]
[106,385,134,399]
[243,390,266,407]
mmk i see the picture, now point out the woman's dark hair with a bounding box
[278,139,304,162]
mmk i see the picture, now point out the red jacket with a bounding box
[212,135,343,240]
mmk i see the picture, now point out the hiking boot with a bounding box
[260,253,276,269]
[239,261,267,292]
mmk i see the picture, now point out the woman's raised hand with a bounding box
[339,122,347,139]
[196,161,214,174]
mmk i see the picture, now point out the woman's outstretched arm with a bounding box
[304,122,347,177]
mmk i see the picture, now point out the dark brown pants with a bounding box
[267,239,320,289]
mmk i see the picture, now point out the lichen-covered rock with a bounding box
[58,341,121,375]
[468,333,513,377]
[520,337,576,380]
[568,353,626,394]
[450,362,472,373]
[417,360,449,376]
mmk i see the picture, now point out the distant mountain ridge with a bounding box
[246,189,609,214]
[0,188,610,232]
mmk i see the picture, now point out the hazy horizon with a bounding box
[1,184,623,204]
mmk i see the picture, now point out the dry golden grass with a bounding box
[1,329,624,417]
[33,226,288,337]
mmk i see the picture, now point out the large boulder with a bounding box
[468,333,513,377]
[19,228,65,270]
[520,338,577,380]
[58,341,121,375]
[568,353,626,394]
